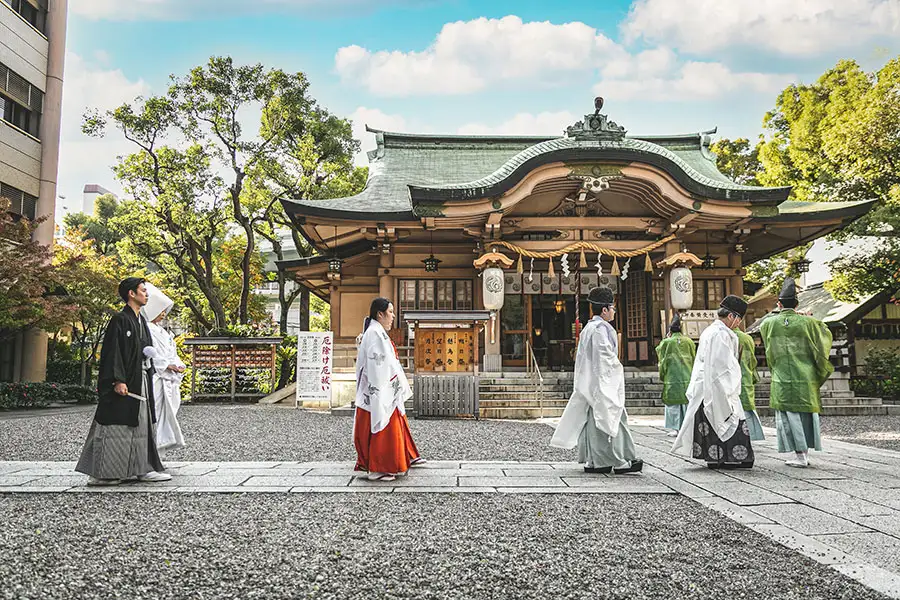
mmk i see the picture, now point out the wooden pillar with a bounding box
[329,284,341,337]
[729,252,744,298]
[379,250,394,301]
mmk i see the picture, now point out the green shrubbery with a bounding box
[0,382,98,410]
[852,348,900,401]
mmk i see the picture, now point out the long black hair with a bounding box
[363,297,392,332]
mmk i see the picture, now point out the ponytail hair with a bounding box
[364,297,392,332]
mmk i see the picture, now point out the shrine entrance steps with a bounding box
[477,371,893,420]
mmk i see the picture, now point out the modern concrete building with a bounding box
[0,0,68,382]
[81,183,115,215]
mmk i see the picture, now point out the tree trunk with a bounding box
[298,288,310,331]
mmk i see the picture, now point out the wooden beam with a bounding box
[499,217,660,231]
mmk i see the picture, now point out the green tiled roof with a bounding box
[281,126,792,220]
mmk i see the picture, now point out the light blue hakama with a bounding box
[578,408,637,469]
[664,404,687,431]
[775,411,822,452]
[743,410,765,442]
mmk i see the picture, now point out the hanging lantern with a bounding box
[422,255,441,272]
[670,266,693,310]
[793,257,812,273]
[701,253,717,270]
[482,267,505,310]
[554,299,565,314]
[327,256,343,281]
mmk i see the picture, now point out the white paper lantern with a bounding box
[483,267,505,310]
[670,266,693,310]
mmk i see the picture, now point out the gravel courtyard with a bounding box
[1,493,886,600]
[760,415,900,453]
[2,405,898,599]
[0,405,574,462]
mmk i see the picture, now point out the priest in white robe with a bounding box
[672,295,754,469]
[141,282,186,452]
[550,286,643,474]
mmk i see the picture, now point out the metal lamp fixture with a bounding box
[327,225,342,280]
[701,232,716,270]
[422,230,442,272]
[554,299,565,313]
[793,257,812,273]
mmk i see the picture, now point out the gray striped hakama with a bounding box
[578,408,637,469]
[75,374,164,480]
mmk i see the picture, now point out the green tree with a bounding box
[0,199,71,339]
[756,58,900,300]
[53,230,124,385]
[710,138,762,185]
[62,193,123,256]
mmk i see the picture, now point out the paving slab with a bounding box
[351,475,457,487]
[833,563,900,599]
[692,481,793,506]
[747,503,872,535]
[244,475,351,487]
[459,476,566,488]
[814,532,900,573]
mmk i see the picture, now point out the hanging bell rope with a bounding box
[486,235,676,260]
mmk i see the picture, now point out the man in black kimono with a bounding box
[76,277,171,486]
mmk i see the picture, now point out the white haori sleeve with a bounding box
[672,320,742,455]
[550,318,626,448]
[354,321,412,434]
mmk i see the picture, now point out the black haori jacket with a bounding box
[93,306,156,427]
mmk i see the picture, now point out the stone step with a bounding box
[755,396,883,407]
[756,405,900,417]
[479,398,663,408]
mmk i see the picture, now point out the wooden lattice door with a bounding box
[623,272,652,365]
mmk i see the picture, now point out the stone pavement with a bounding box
[6,423,900,598]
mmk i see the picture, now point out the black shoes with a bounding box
[584,465,612,474]
[613,459,644,475]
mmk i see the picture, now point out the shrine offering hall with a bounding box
[279,101,874,372]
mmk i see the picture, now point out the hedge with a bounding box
[0,382,98,410]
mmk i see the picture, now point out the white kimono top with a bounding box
[671,318,743,456]
[148,321,186,450]
[355,320,412,434]
[550,316,626,448]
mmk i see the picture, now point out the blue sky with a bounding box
[56,0,900,222]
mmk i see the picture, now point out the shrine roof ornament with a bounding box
[564,97,627,142]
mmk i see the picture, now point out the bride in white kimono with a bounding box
[142,282,186,452]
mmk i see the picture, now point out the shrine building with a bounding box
[278,100,875,373]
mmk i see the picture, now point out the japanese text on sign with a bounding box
[296,332,333,403]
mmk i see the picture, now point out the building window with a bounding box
[3,0,46,33]
[0,61,44,139]
[693,279,726,310]
[1,181,37,220]
[399,279,474,319]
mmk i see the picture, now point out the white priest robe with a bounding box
[671,319,743,457]
[354,320,412,434]
[550,316,626,449]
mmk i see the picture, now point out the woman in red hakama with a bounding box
[353,298,425,481]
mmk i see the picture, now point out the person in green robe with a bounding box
[655,314,695,437]
[735,328,765,441]
[759,278,834,468]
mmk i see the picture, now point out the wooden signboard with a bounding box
[414,327,475,373]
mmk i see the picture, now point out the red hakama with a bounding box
[353,407,421,474]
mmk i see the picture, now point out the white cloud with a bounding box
[348,106,409,165]
[55,53,151,217]
[622,0,900,56]
[335,16,624,96]
[457,111,576,136]
[71,0,422,20]
[599,59,793,101]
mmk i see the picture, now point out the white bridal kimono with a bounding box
[142,284,186,451]
[354,320,412,434]
[550,316,632,458]
[672,319,743,457]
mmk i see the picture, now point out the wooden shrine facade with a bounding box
[278,99,875,370]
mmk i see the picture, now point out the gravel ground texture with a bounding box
[0,405,574,462]
[1,493,886,600]
[760,415,900,452]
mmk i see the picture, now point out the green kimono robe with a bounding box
[655,332,695,406]
[735,330,760,411]
[759,309,834,414]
